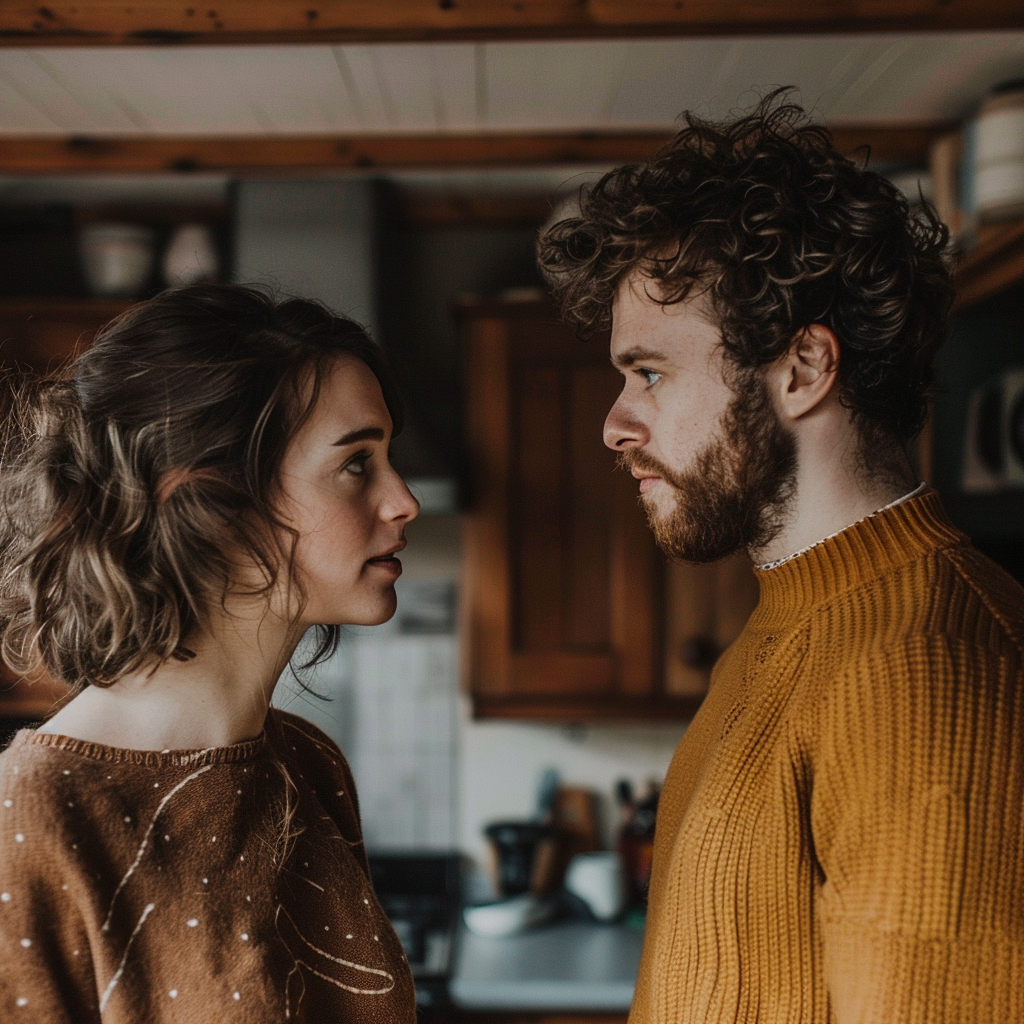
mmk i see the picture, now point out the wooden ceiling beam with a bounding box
[0,1,1022,47]
[0,132,669,174]
[0,124,949,175]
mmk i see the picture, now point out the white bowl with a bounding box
[79,222,156,297]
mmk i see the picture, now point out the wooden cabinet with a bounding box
[460,299,757,721]
[663,553,759,700]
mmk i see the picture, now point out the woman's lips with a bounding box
[366,555,403,577]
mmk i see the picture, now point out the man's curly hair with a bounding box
[537,91,954,449]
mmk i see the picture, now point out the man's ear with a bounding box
[769,323,840,423]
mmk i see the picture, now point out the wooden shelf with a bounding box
[0,296,131,315]
[953,221,1024,312]
[471,693,704,723]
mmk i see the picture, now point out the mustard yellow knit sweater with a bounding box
[630,490,1024,1024]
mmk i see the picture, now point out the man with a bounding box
[538,95,1024,1022]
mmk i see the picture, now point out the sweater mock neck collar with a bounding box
[751,489,965,628]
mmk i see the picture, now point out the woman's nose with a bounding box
[604,396,650,451]
[384,474,420,524]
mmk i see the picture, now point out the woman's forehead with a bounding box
[307,355,391,436]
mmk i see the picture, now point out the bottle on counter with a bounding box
[615,778,660,903]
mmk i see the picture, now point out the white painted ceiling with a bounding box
[0,31,1023,138]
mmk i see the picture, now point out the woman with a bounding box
[0,284,420,1022]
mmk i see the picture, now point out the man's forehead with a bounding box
[610,274,715,364]
[613,269,711,311]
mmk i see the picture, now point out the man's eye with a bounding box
[638,368,662,387]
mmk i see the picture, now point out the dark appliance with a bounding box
[484,821,557,896]
[368,852,461,1016]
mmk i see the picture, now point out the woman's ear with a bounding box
[768,323,840,424]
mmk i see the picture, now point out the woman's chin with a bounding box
[334,592,398,628]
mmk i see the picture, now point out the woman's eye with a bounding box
[638,368,662,387]
[343,453,369,476]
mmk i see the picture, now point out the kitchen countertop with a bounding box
[449,917,644,1012]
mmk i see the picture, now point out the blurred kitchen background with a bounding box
[3,7,1024,1019]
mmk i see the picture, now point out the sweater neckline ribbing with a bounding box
[9,719,269,768]
[751,489,966,628]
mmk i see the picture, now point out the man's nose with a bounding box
[603,397,650,451]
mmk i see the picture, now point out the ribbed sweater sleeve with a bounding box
[812,635,1024,1023]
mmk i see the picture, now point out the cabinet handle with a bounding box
[679,636,719,670]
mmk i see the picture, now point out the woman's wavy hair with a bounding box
[0,283,402,692]
[538,90,954,454]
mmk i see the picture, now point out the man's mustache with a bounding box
[615,448,681,486]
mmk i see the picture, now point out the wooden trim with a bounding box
[461,317,513,697]
[0,125,949,176]
[952,221,1024,312]
[0,297,132,317]
[830,124,954,168]
[398,194,555,230]
[1,1,1022,47]
[471,692,703,722]
[0,133,669,174]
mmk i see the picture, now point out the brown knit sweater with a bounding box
[0,708,416,1022]
[630,490,1024,1024]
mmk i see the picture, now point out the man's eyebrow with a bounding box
[332,427,386,447]
[612,346,670,368]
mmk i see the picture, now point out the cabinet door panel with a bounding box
[664,553,759,697]
[565,365,615,649]
[513,365,565,652]
[463,304,666,717]
[513,652,615,694]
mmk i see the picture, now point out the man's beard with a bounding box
[619,370,798,564]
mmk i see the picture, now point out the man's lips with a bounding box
[630,470,662,494]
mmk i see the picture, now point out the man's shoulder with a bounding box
[800,540,1024,738]
[937,542,1024,648]
[830,537,1024,658]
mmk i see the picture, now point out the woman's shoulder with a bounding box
[0,732,84,865]
[266,710,357,789]
[267,709,346,761]
[1,728,77,791]
[265,709,365,838]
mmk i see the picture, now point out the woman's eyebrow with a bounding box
[332,427,385,447]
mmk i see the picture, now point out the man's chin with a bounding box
[644,497,746,565]
[639,487,676,523]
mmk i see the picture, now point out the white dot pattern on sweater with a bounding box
[0,710,415,1022]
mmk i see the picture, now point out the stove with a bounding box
[368,852,462,1014]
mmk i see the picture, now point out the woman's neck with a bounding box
[37,603,304,751]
